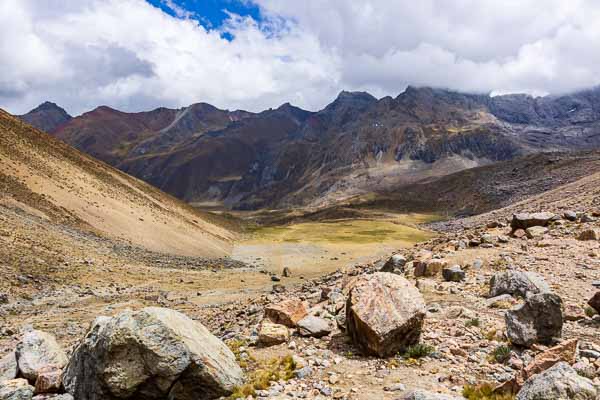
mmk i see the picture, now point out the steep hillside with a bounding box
[23,86,600,210]
[0,108,235,257]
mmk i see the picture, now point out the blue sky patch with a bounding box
[146,0,263,35]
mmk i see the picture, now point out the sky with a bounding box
[2,0,600,115]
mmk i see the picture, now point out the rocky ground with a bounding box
[1,201,600,399]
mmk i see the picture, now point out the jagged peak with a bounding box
[28,101,71,117]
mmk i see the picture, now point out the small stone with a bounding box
[258,321,290,346]
[442,265,465,282]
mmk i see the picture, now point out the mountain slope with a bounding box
[18,101,72,132]
[22,86,600,210]
[0,108,235,257]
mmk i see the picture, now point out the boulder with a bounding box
[33,367,61,394]
[16,331,67,382]
[516,362,596,400]
[282,267,291,277]
[400,390,464,399]
[380,254,407,273]
[511,212,555,231]
[296,316,332,338]
[489,271,549,298]
[346,273,426,357]
[442,265,465,282]
[525,226,547,239]
[578,229,600,241]
[586,291,600,314]
[0,353,17,383]
[505,293,563,347]
[258,322,290,346]
[264,299,308,328]
[63,307,243,400]
[414,259,447,277]
[521,338,578,382]
[563,211,578,221]
[0,379,34,400]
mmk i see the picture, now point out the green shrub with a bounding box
[463,383,515,399]
[403,343,435,359]
[490,345,511,364]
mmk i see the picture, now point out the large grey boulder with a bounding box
[511,212,555,231]
[506,293,563,347]
[489,271,549,298]
[0,379,34,400]
[401,389,465,399]
[15,331,67,382]
[380,254,407,274]
[297,316,332,338]
[63,307,243,400]
[346,273,426,357]
[516,362,596,400]
[0,353,17,383]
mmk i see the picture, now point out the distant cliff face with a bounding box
[18,102,72,133]
[19,86,600,209]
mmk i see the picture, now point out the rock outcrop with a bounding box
[346,273,426,357]
[516,362,596,400]
[510,213,555,232]
[63,307,243,400]
[505,293,563,347]
[15,331,67,383]
[380,254,407,274]
[489,271,549,298]
[264,299,308,328]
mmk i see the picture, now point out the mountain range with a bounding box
[17,86,600,210]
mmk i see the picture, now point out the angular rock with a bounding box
[380,254,407,274]
[258,321,290,346]
[63,307,243,400]
[578,229,600,241]
[521,338,577,382]
[563,210,578,221]
[586,291,600,314]
[346,273,426,357]
[264,299,308,328]
[511,212,555,231]
[33,367,61,394]
[0,379,34,400]
[16,331,67,382]
[442,265,465,282]
[0,353,17,383]
[414,259,447,277]
[296,316,332,338]
[0,293,8,305]
[282,267,291,277]
[400,390,464,399]
[489,271,549,298]
[516,362,596,400]
[505,293,563,347]
[525,226,547,239]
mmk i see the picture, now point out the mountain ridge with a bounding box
[16,85,600,210]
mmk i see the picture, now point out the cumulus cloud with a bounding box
[2,0,600,115]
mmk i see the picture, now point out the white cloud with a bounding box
[2,0,600,115]
[0,0,339,115]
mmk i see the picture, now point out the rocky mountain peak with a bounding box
[18,101,72,133]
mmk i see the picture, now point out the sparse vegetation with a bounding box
[490,345,511,364]
[229,355,296,399]
[403,343,435,359]
[465,318,481,327]
[585,306,597,318]
[463,383,515,400]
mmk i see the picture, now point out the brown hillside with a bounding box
[0,108,235,257]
